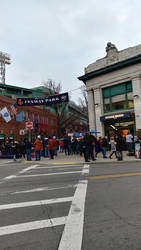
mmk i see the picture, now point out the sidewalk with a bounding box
[38,151,141,165]
[0,151,140,165]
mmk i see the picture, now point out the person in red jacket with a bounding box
[96,136,104,158]
[34,135,43,161]
[52,136,58,156]
[59,140,64,153]
[47,136,55,159]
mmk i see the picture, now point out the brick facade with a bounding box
[0,96,57,141]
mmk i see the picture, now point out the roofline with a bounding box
[0,83,32,92]
[78,54,141,83]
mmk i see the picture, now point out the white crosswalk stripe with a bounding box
[0,163,89,249]
[12,170,83,178]
[0,196,73,210]
[0,217,67,236]
[11,184,77,194]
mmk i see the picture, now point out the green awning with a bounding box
[0,134,5,139]
[8,134,14,139]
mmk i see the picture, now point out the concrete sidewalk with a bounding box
[0,151,140,165]
[38,151,141,165]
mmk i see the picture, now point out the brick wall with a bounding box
[0,96,57,141]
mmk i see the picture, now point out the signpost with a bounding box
[25,121,33,130]
[25,122,33,142]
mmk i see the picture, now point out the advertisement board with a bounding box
[135,143,141,158]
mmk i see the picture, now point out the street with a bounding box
[0,159,141,249]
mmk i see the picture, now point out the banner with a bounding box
[0,107,11,123]
[16,111,23,122]
[11,103,18,116]
[17,92,69,106]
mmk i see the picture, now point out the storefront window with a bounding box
[127,92,134,108]
[103,81,133,113]
[112,94,126,110]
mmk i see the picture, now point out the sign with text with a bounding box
[17,92,69,106]
[100,112,131,122]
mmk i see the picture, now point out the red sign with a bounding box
[19,129,25,135]
[25,121,33,130]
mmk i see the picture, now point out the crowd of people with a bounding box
[0,131,135,162]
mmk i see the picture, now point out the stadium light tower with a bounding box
[0,51,11,84]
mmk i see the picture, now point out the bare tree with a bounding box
[78,85,88,116]
[42,79,83,138]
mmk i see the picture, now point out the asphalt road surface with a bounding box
[0,159,141,249]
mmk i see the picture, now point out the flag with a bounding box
[0,107,11,123]
[11,103,18,116]
[16,111,23,122]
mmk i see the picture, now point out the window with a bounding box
[45,117,48,124]
[34,114,39,123]
[112,94,126,110]
[104,98,110,112]
[127,92,134,108]
[28,112,33,121]
[102,81,133,113]
[10,110,14,119]
[23,111,28,120]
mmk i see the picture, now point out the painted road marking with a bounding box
[18,164,38,174]
[13,170,82,178]
[0,160,13,166]
[12,184,77,194]
[4,175,17,180]
[0,196,73,210]
[58,165,89,250]
[53,162,77,165]
[37,165,82,169]
[81,164,89,175]
[3,165,38,181]
[88,172,141,180]
[0,216,67,236]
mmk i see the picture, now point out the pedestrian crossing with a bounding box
[0,163,89,249]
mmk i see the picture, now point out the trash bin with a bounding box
[128,142,135,156]
[135,141,141,158]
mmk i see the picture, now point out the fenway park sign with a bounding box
[17,92,69,106]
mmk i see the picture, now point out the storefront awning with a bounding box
[100,112,131,122]
[0,134,5,140]
[8,134,14,139]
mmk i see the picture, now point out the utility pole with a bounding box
[0,51,11,84]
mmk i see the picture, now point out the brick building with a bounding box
[0,83,88,143]
[0,95,57,142]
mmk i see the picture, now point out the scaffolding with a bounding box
[0,51,11,84]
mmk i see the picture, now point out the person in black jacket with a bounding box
[102,136,108,158]
[116,134,124,160]
[82,133,90,162]
[89,133,96,161]
[12,141,20,161]
[25,139,32,161]
[19,140,26,159]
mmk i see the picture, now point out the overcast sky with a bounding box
[1,0,141,102]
